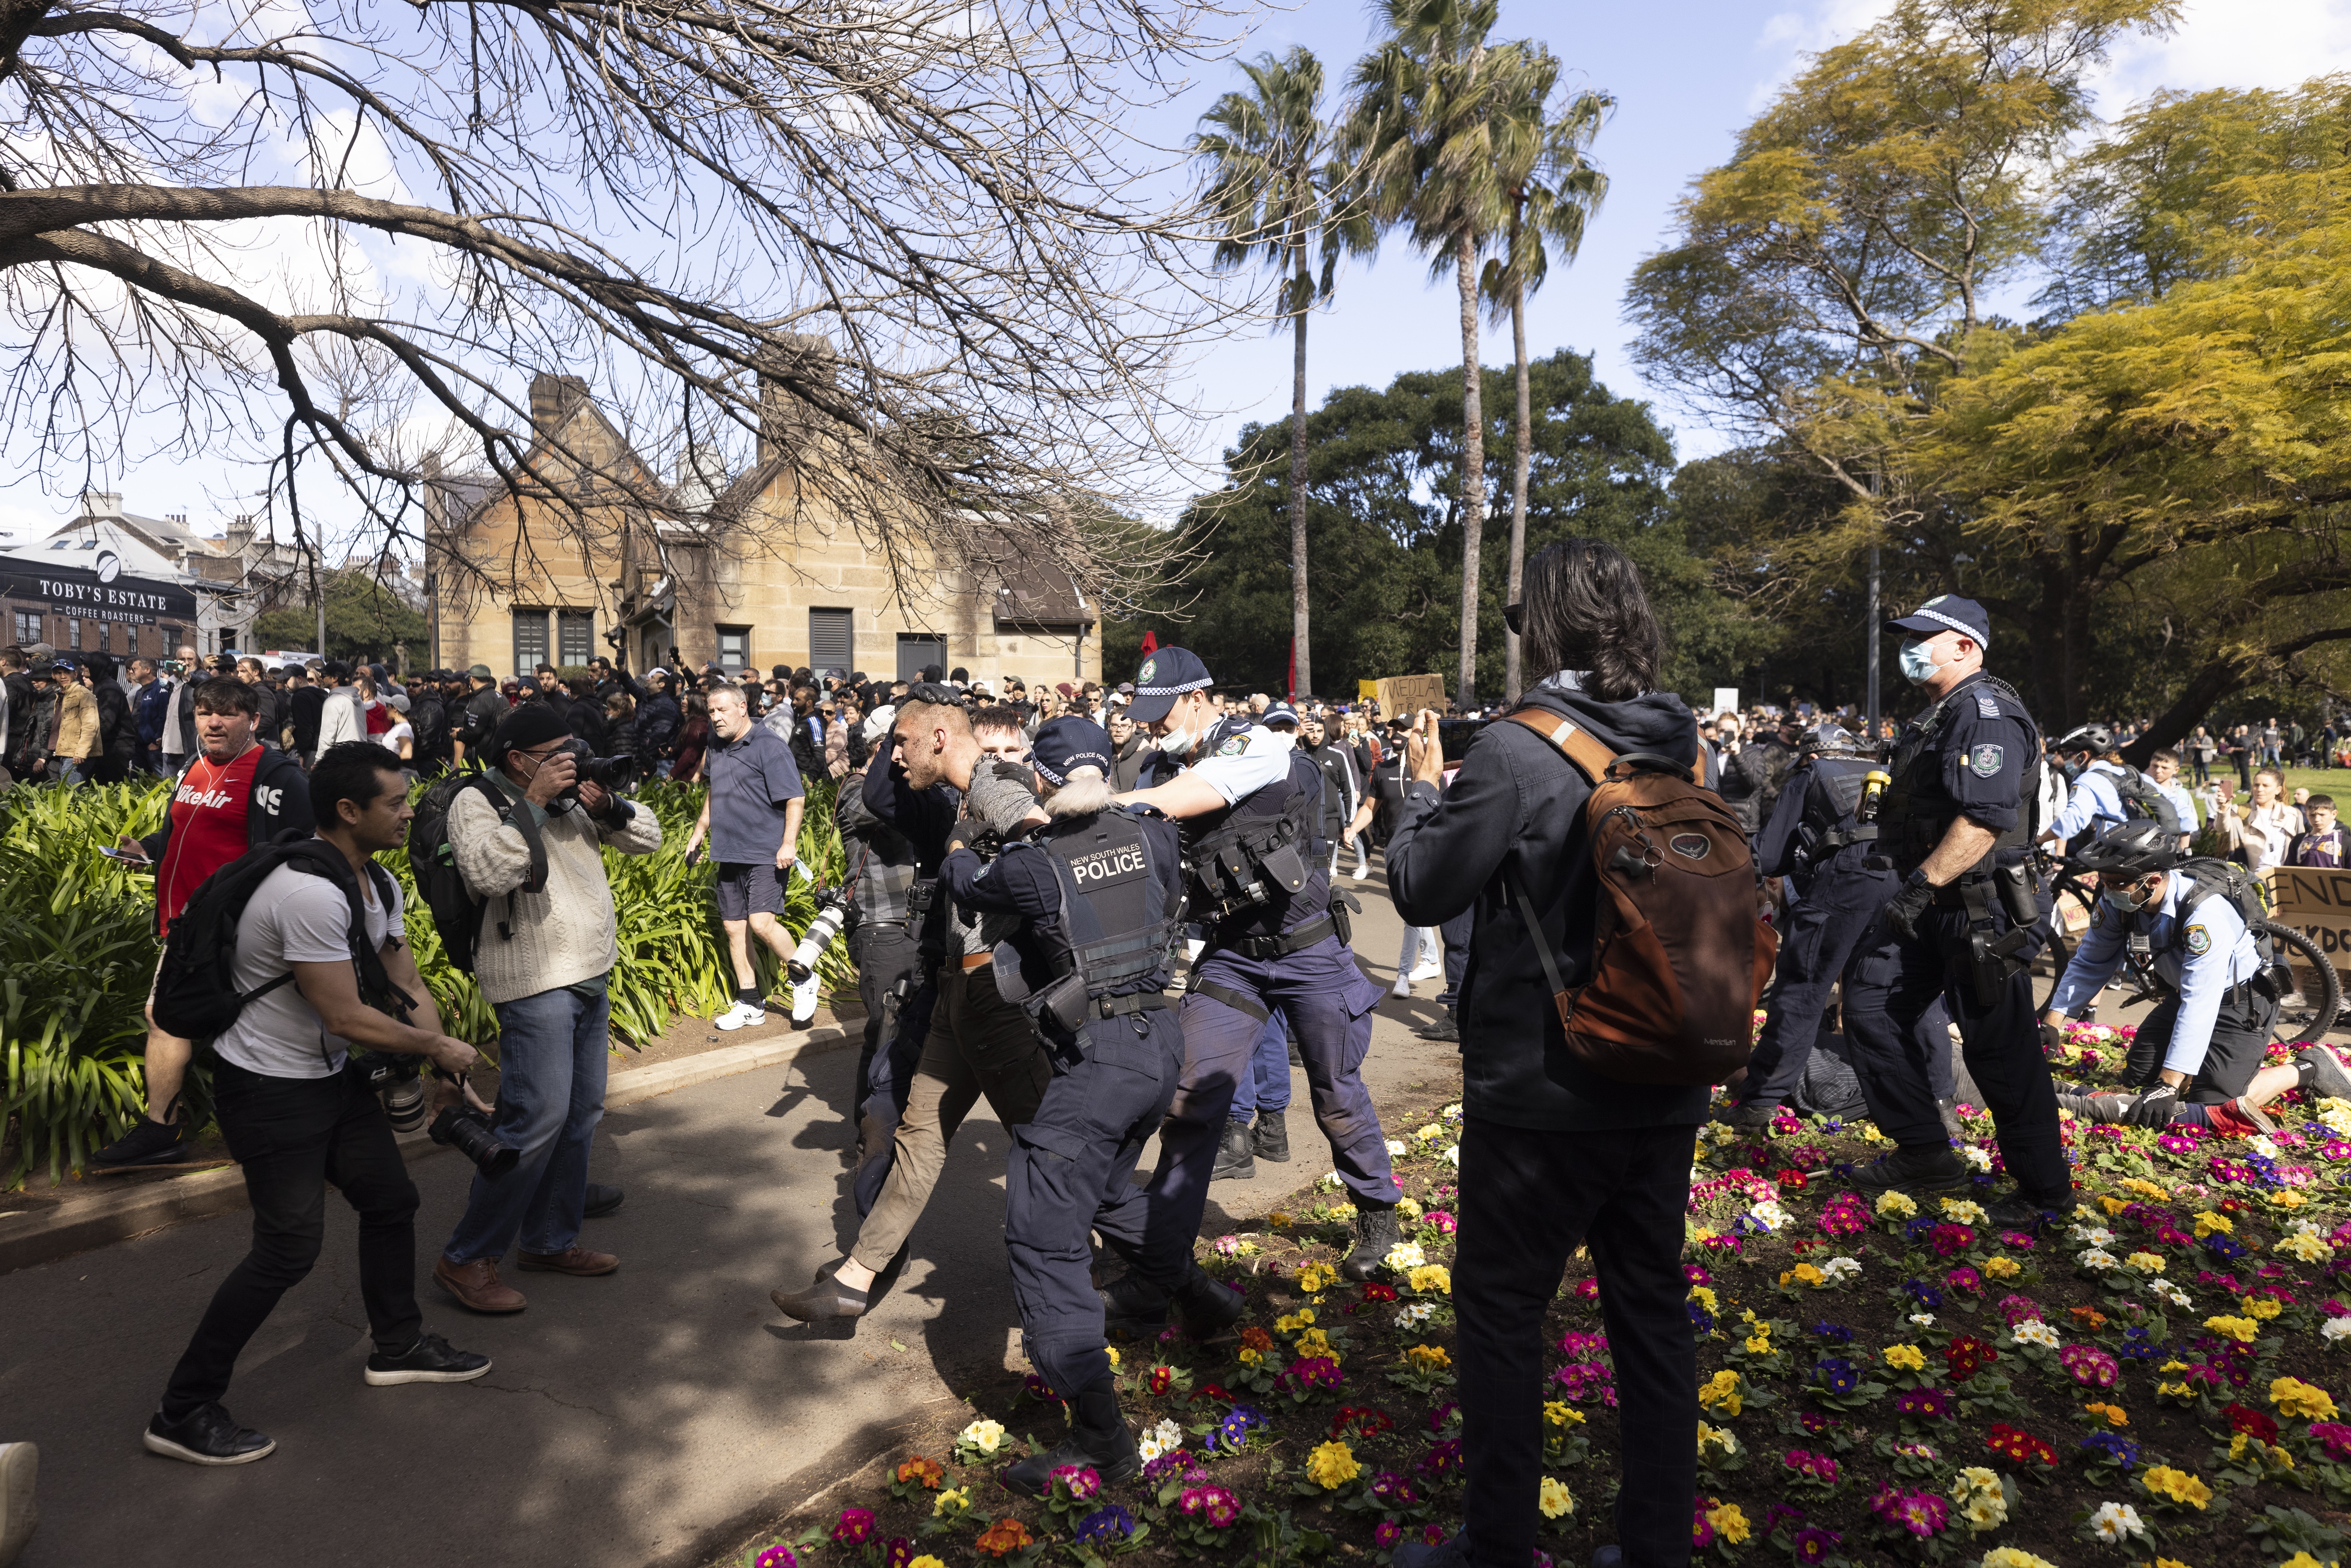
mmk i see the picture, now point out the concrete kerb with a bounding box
[0,1021,853,1278]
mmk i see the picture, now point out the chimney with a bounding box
[529,374,588,436]
[755,335,836,466]
[80,490,122,518]
[226,514,255,557]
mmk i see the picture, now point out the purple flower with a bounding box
[1053,1465,1102,1501]
[1793,1528,1840,1564]
[1076,1506,1137,1544]
[1374,1520,1403,1549]
[1418,1439,1463,1477]
[831,1508,876,1546]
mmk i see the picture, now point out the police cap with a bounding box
[1885,594,1993,649]
[1031,716,1114,786]
[1126,646,1212,724]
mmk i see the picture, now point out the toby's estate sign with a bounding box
[0,553,198,625]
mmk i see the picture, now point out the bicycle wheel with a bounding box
[2268,924,2345,1047]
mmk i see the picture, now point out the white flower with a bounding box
[2081,1248,2119,1272]
[1319,1170,1345,1190]
[1395,1303,1435,1329]
[1441,1103,1463,1122]
[1746,1199,1792,1233]
[2069,1225,2115,1247]
[1151,1418,1182,1451]
[1442,1144,1460,1167]
[959,1419,1006,1455]
[2088,1501,2145,1543]
[1386,1139,1408,1156]
[2290,1217,2323,1237]
[2323,1316,2351,1343]
[1386,1241,1427,1273]
[2250,1135,2282,1160]
[1136,1433,1166,1463]
[1821,1256,1862,1282]
[2319,1097,2351,1137]
[2150,1280,2192,1309]
[2012,1320,2062,1349]
[1959,1146,1994,1172]
[1909,1313,1938,1329]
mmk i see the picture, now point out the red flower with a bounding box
[1148,1366,1174,1396]
[2226,1403,2281,1443]
[1983,1424,2056,1467]
[1777,1168,1809,1192]
[1361,1282,1400,1303]
[1198,1383,1233,1403]
[1944,1336,1999,1382]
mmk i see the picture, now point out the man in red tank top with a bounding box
[92,678,316,1169]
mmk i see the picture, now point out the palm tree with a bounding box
[1482,59,1611,702]
[1192,49,1372,701]
[1346,0,1540,711]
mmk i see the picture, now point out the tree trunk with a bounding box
[1453,228,1486,711]
[1504,273,1531,704]
[1289,246,1312,702]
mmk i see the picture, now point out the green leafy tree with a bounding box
[1480,57,1610,700]
[1192,48,1377,700]
[254,570,429,667]
[1345,0,1548,708]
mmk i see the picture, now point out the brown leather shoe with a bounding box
[435,1256,527,1313]
[518,1246,619,1276]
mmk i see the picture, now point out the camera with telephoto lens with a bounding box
[555,737,635,793]
[788,886,852,984]
[430,1105,519,1176]
[354,1050,430,1133]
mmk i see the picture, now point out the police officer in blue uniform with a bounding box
[2041,726,2182,849]
[935,718,1233,1491]
[1727,725,1961,1132]
[1841,596,2069,1227]
[1111,648,1399,1318]
[2044,820,2298,1135]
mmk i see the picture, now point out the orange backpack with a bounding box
[1503,710,1776,1086]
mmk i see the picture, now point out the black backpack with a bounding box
[408,769,546,974]
[152,837,410,1043]
[2109,765,2184,837]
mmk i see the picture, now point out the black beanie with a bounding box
[491,704,572,761]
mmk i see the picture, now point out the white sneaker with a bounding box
[1390,977,1412,1000]
[715,1001,768,1032]
[1352,862,1369,881]
[1406,959,1444,984]
[789,975,820,1025]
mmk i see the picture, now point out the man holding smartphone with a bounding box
[93,678,316,1171]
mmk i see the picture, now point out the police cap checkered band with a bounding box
[1126,646,1212,724]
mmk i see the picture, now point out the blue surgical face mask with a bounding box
[1898,639,1940,685]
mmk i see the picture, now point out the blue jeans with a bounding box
[1229,1009,1294,1123]
[443,977,611,1263]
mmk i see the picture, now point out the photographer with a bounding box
[433,706,663,1313]
[1383,541,1704,1568]
[144,742,490,1468]
[681,684,806,1032]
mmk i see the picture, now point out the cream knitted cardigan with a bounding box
[448,778,664,1004]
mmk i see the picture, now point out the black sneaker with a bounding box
[1341,1203,1401,1282]
[365,1331,492,1387]
[1211,1119,1255,1182]
[1845,1144,1969,1198]
[143,1404,275,1466]
[91,1118,190,1170]
[584,1182,624,1218]
[1097,1272,1170,1338]
[2299,1045,2351,1102]
[1413,1017,1460,1043]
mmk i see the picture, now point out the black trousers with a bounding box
[161,1059,422,1420]
[1457,1118,1698,1568]
[849,920,926,1112]
[2124,986,2278,1101]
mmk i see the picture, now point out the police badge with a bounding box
[2185,924,2212,956]
[1969,743,2004,777]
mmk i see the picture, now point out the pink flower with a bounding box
[831,1508,876,1546]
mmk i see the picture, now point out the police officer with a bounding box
[2041,725,2181,849]
[1841,596,2069,1227]
[1726,725,1961,1131]
[2045,820,2327,1136]
[452,664,508,770]
[1112,647,1399,1314]
[937,718,1229,1490]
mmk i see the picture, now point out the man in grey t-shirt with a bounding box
[145,741,492,1469]
[684,684,806,1029]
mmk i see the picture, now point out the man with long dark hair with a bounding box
[1383,539,1704,1568]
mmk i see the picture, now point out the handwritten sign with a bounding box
[1374,673,1447,718]
[2267,867,2351,974]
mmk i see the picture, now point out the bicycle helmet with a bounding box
[2054,723,2115,757]
[2072,819,2183,876]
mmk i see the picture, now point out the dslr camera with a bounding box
[788,886,851,984]
[554,736,634,793]
[352,1049,517,1176]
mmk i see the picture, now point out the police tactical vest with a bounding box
[1038,808,1175,1001]
[1878,675,2043,872]
[1179,747,1323,934]
[1798,756,1878,859]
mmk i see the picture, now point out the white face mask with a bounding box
[1154,725,1193,755]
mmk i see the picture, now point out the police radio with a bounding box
[1857,769,1892,823]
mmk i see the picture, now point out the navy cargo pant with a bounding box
[1125,935,1396,1290]
[1747,858,1955,1107]
[1842,897,2070,1202]
[1008,1007,1183,1398]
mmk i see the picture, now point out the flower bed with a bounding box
[737,1027,2351,1568]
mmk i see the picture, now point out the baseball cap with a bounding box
[1885,594,1992,649]
[389,692,412,714]
[1127,646,1212,724]
[863,703,898,741]
[468,663,494,680]
[1030,716,1114,786]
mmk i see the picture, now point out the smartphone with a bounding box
[100,846,146,864]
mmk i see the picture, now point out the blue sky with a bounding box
[7,0,2348,549]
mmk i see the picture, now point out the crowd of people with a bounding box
[9,558,2351,1568]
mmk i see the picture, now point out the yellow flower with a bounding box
[934,1488,970,1516]
[2279,1231,2334,1263]
[2244,1294,2284,1321]
[1275,1309,1317,1333]
[2124,1251,2166,1274]
[2278,1554,2340,1568]
[1415,1124,1445,1142]
[909,1557,947,1568]
[2098,1194,2130,1217]
[1545,1401,1585,1427]
[2140,1465,2213,1510]
[2122,1178,2169,1200]
[2159,1360,2189,1374]
[1538,1477,1576,1519]
[1266,1210,1293,1229]
[1745,1333,1773,1355]
[1305,1440,1360,1490]
[1875,1190,1918,1219]
[1409,1264,1452,1295]
[2273,1188,2309,1209]
[2193,1210,2234,1238]
[2203,1315,2260,1344]
[1106,1346,1120,1368]
[1396,1197,1424,1219]
[2274,1377,2340,1420]
[2157,1382,2191,1399]
[1882,1344,1926,1372]
[1690,1285,1719,1313]
[1984,1255,2022,1280]
[1405,1344,1451,1371]
[1238,1348,1263,1366]
[1976,1552,2057,1568]
[1294,1329,1337,1361]
[2084,1401,2128,1427]
[1296,1263,1339,1295]
[1707,1501,1751,1545]
[1778,1262,1826,1288]
[1698,1369,1744,1417]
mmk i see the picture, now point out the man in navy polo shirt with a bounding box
[683,683,805,1029]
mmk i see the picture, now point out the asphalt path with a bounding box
[0,854,1466,1568]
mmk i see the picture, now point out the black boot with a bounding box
[1003,1379,1140,1496]
[1340,1203,1401,1282]
[1211,1119,1256,1181]
[1171,1263,1246,1339]
[1712,1098,1780,1130]
[1252,1110,1291,1163]
[1845,1143,1968,1198]
[1098,1272,1170,1338]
